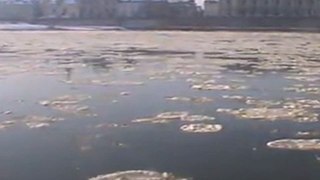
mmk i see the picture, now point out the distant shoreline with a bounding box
[1,18,320,33]
[159,26,320,33]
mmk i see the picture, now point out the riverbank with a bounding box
[2,17,320,32]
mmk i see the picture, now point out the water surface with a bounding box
[0,31,319,180]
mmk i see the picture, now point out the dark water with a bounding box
[0,31,319,180]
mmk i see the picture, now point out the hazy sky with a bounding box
[195,0,205,6]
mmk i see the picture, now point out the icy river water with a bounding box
[0,31,320,180]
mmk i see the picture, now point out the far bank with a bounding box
[31,17,320,32]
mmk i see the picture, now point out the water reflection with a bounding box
[65,67,73,81]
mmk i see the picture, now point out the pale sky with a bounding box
[195,0,205,7]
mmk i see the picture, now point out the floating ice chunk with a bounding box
[39,100,50,106]
[180,123,222,133]
[23,116,63,123]
[267,139,320,151]
[218,107,318,122]
[192,84,231,90]
[95,123,128,129]
[295,131,320,138]
[156,111,189,119]
[39,95,95,116]
[216,108,233,113]
[245,99,282,107]
[285,76,320,82]
[133,112,215,125]
[3,111,12,115]
[192,84,246,91]
[284,86,320,95]
[296,131,312,136]
[55,105,95,116]
[283,99,320,109]
[89,170,189,180]
[132,118,157,123]
[166,96,213,103]
[77,105,90,111]
[120,91,130,96]
[63,79,144,86]
[32,116,61,121]
[150,119,172,124]
[20,116,63,129]
[39,95,90,106]
[181,115,215,122]
[191,97,213,103]
[166,96,191,102]
[26,122,50,129]
[108,81,144,86]
[0,120,15,129]
[222,95,251,101]
[1,116,62,130]
[222,96,281,107]
[132,117,171,124]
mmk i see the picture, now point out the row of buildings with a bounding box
[0,0,200,21]
[204,0,320,17]
[1,0,320,21]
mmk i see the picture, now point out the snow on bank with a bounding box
[0,23,125,31]
[0,23,48,30]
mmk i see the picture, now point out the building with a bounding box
[115,0,172,19]
[79,0,118,19]
[204,0,219,17]
[0,0,34,20]
[217,0,320,17]
[115,0,146,18]
[37,0,80,19]
[169,0,199,18]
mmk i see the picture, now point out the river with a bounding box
[0,31,319,180]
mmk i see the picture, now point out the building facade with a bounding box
[217,0,320,17]
[38,0,80,19]
[115,0,172,19]
[79,0,118,19]
[0,0,34,20]
[169,0,199,18]
[115,0,146,18]
[204,0,219,17]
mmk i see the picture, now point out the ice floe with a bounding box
[39,95,95,116]
[22,116,63,129]
[166,96,213,104]
[0,115,64,130]
[133,112,216,124]
[192,84,246,91]
[267,139,320,151]
[180,123,222,133]
[156,111,189,120]
[0,120,15,129]
[181,115,215,122]
[89,170,190,180]
[217,107,318,122]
